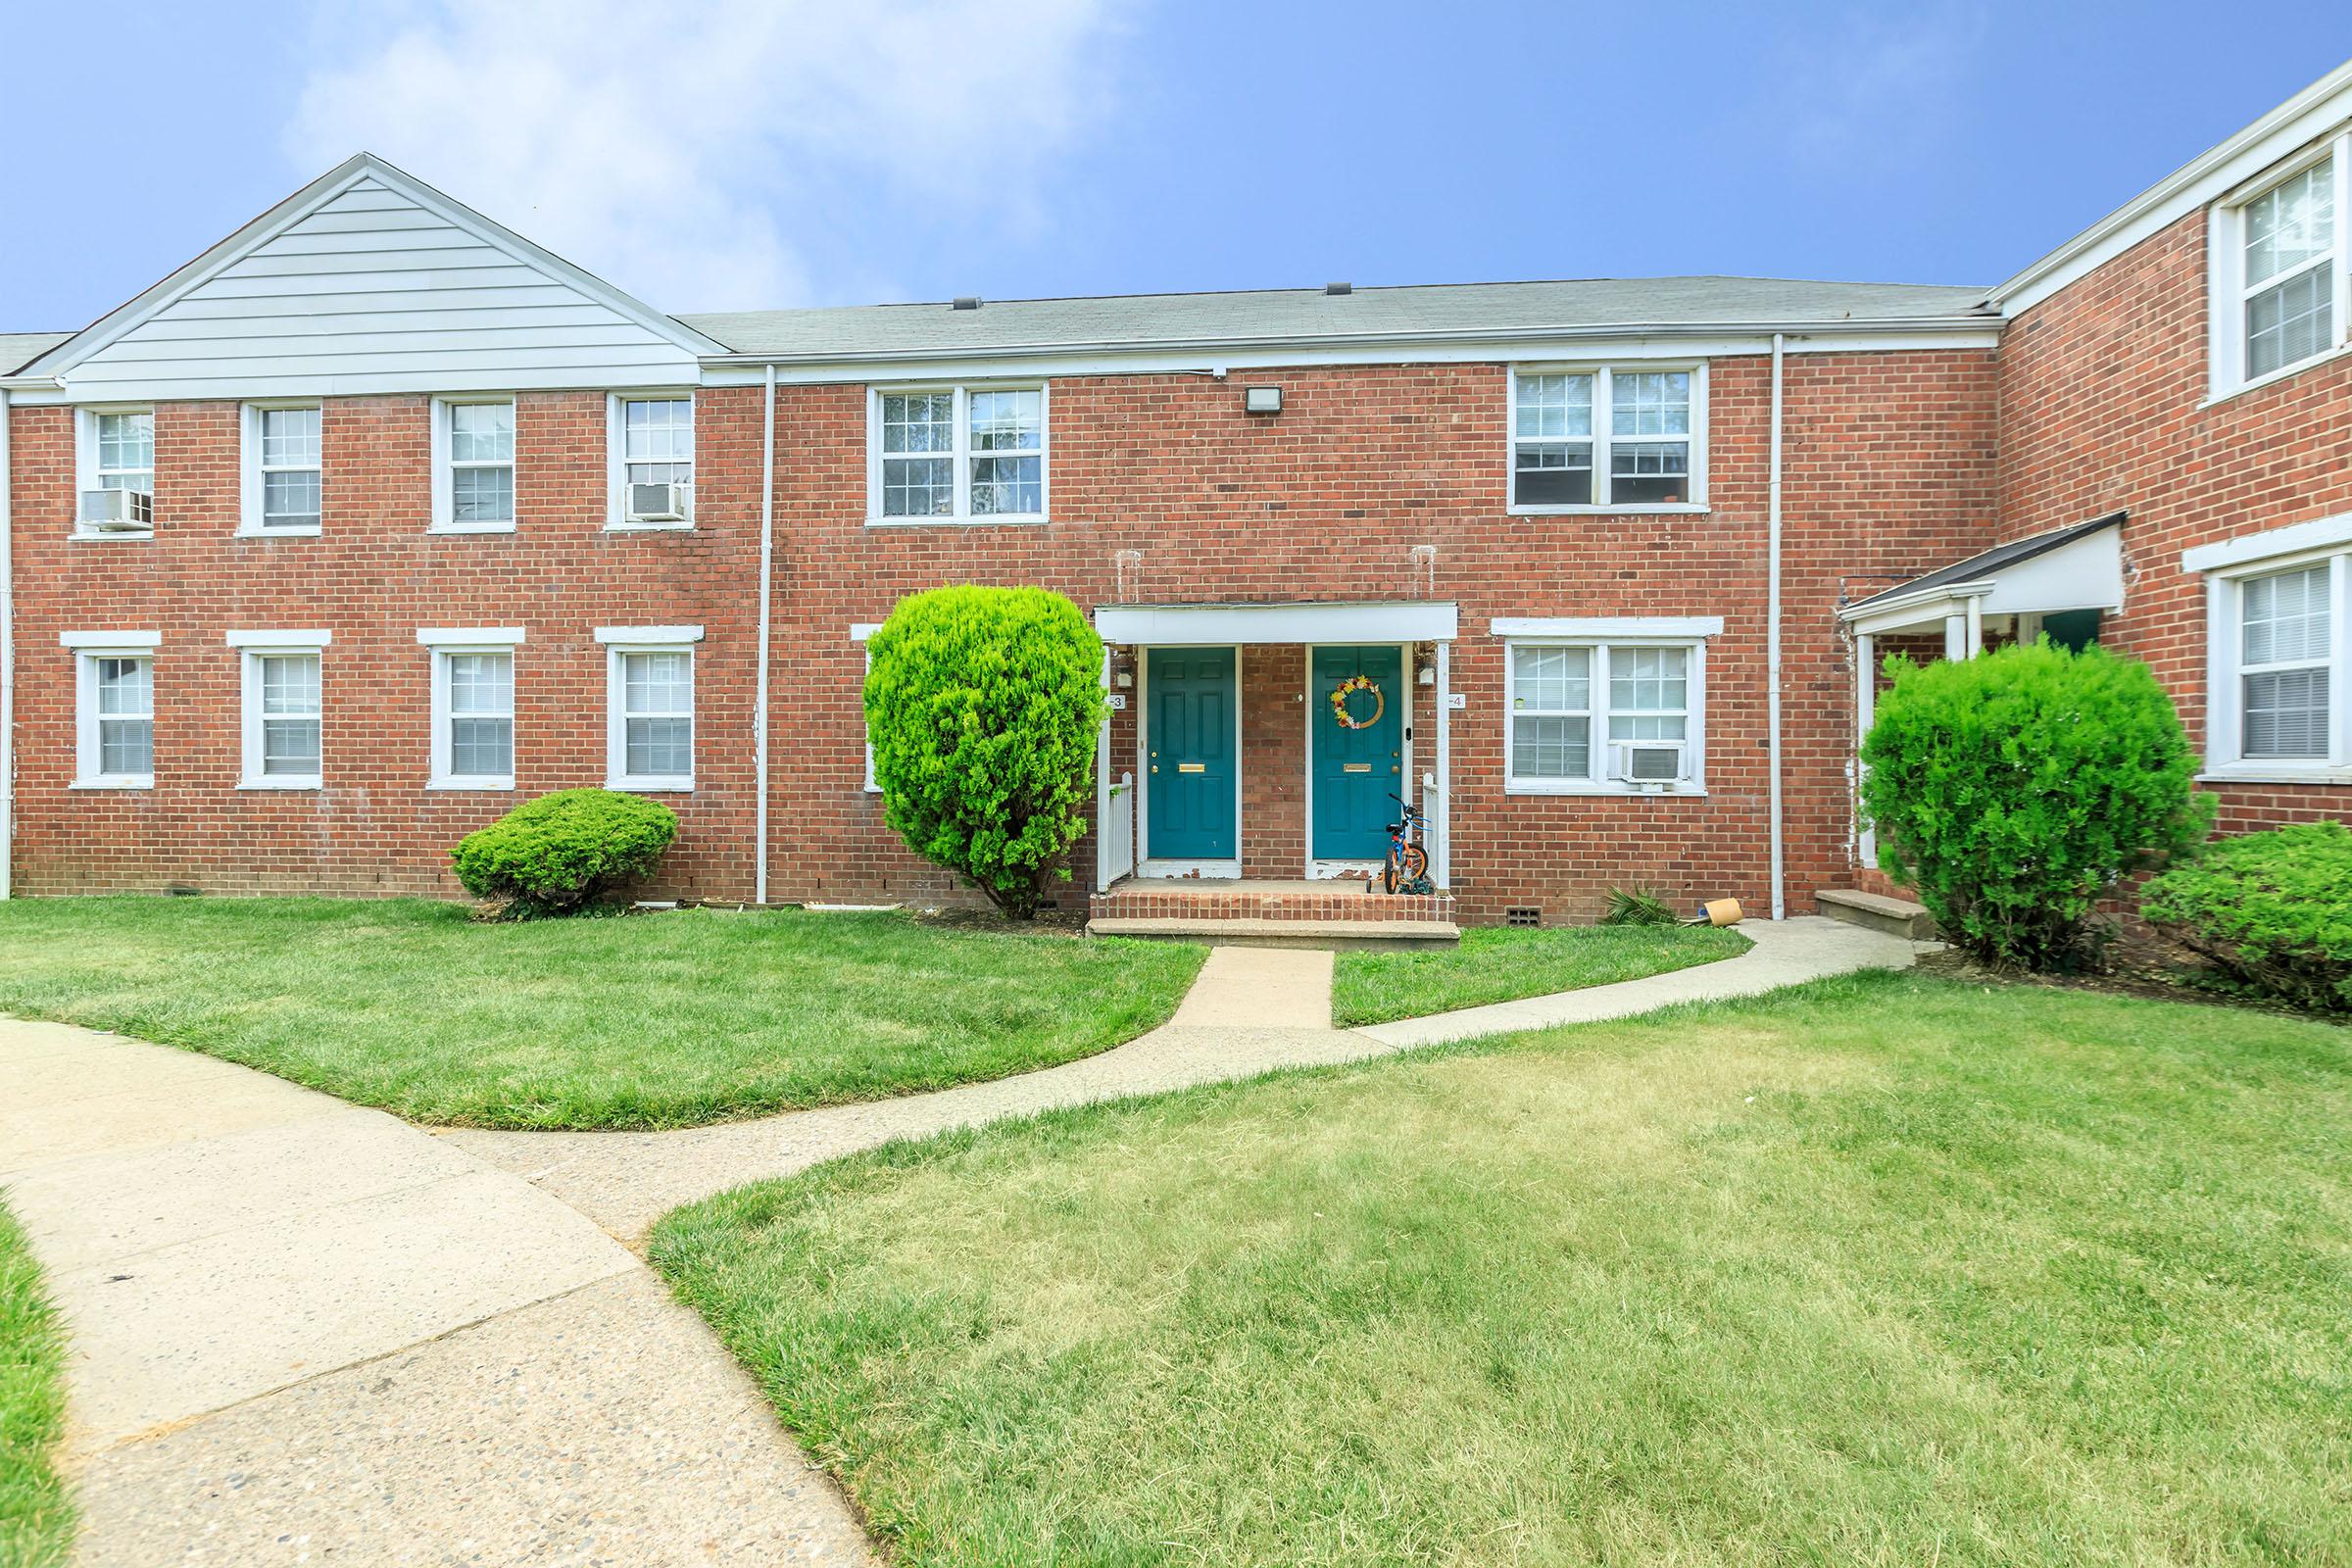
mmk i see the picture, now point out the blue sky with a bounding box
[4,2,2346,330]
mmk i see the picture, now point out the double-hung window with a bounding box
[611,395,694,526]
[2188,517,2352,779]
[599,626,701,791]
[1511,368,1704,511]
[229,631,329,789]
[432,397,516,532]
[242,405,322,534]
[418,629,524,790]
[1495,617,1717,794]
[76,409,155,535]
[63,632,160,788]
[2212,133,2352,396]
[870,385,1047,522]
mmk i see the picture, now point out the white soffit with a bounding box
[1096,601,1458,645]
[2183,511,2352,573]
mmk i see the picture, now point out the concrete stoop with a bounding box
[1815,888,1937,941]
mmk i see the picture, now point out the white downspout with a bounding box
[1434,639,1451,889]
[0,387,13,901]
[754,364,776,906]
[1766,333,1786,921]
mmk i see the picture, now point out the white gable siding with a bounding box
[62,178,700,401]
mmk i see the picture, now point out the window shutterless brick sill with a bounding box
[238,779,322,791]
[864,514,1052,529]
[607,778,694,794]
[2202,342,2352,409]
[71,778,153,791]
[1505,784,1709,798]
[2197,768,2352,785]
[236,526,323,539]
[428,521,517,536]
[69,530,156,542]
[427,779,515,792]
[605,520,695,533]
[1506,504,1711,518]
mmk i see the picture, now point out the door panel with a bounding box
[1311,645,1404,861]
[1146,649,1236,861]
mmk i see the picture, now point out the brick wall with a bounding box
[6,389,763,900]
[1995,208,2352,834]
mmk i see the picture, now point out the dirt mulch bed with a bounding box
[1914,931,2330,1022]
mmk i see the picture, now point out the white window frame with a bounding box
[417,628,525,791]
[62,631,161,790]
[2207,130,2352,402]
[239,402,323,537]
[606,392,696,530]
[74,406,157,539]
[430,395,518,534]
[865,383,1051,525]
[1493,616,1719,796]
[227,630,330,791]
[597,625,702,793]
[1507,365,1708,514]
[2188,514,2352,783]
[852,622,882,792]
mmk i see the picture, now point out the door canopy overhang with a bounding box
[1839,513,2124,639]
[1095,600,1457,646]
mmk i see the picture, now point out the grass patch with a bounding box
[1333,921,1750,1024]
[0,1201,74,1568]
[0,898,1204,1130]
[654,973,2352,1567]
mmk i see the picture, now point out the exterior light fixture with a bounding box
[1244,385,1283,415]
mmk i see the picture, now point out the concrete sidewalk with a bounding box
[0,1020,869,1566]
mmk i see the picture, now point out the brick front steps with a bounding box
[1815,888,1937,941]
[1088,878,1459,949]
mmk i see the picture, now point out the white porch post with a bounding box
[1943,612,1970,662]
[1964,596,1984,659]
[1434,638,1451,888]
[1855,631,1877,867]
[1095,648,1115,893]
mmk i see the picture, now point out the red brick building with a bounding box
[4,64,2348,929]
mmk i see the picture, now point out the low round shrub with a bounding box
[865,585,1103,919]
[451,788,678,917]
[1859,641,2210,971]
[2142,821,2352,1012]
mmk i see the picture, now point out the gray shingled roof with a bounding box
[0,332,72,375]
[1846,512,2128,612]
[681,276,1992,359]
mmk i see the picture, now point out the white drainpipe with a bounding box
[1766,333,1787,921]
[755,364,776,906]
[0,386,12,901]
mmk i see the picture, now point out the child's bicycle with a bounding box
[1372,792,1433,896]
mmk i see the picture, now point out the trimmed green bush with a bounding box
[2143,821,2352,1012]
[865,586,1104,919]
[1859,641,2209,970]
[451,788,678,917]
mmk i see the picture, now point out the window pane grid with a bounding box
[446,402,514,523]
[91,657,153,779]
[618,652,693,780]
[444,652,514,780]
[2237,564,2333,762]
[259,407,322,528]
[623,398,694,491]
[1509,642,1697,785]
[1512,370,1695,507]
[255,653,321,779]
[96,411,154,494]
[1508,645,1592,780]
[878,389,1045,518]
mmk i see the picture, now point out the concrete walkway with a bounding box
[5,914,1917,1564]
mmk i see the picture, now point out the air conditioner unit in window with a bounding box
[1611,742,1685,786]
[626,481,688,522]
[78,488,153,532]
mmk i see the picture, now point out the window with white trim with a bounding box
[432,397,516,531]
[869,385,1047,521]
[75,409,156,535]
[1511,368,1704,511]
[1503,635,1707,793]
[2191,519,2352,779]
[72,648,155,788]
[237,646,324,789]
[600,628,701,791]
[419,631,522,790]
[611,395,694,526]
[242,405,322,533]
[2212,133,2351,395]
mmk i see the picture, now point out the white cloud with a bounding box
[1778,5,1989,177]
[285,0,1127,311]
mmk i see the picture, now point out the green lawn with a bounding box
[654,973,2352,1567]
[1333,922,1750,1024]
[0,898,1204,1130]
[0,1201,73,1568]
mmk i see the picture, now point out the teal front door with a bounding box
[1311,645,1404,861]
[1147,648,1236,861]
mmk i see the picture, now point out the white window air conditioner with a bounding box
[627,481,688,522]
[78,488,153,532]
[1611,742,1685,786]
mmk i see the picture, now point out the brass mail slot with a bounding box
[1343,762,1373,773]
[1176,761,1206,774]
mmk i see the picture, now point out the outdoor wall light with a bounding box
[1244,385,1284,415]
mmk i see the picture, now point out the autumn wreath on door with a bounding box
[1328,673,1386,730]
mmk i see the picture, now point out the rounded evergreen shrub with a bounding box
[864,585,1104,919]
[451,787,679,917]
[2142,821,2352,1012]
[1859,641,2210,970]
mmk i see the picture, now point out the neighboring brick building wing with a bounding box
[3,61,2348,924]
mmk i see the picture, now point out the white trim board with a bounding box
[225,628,331,648]
[1490,615,1724,638]
[1100,601,1457,646]
[2183,511,2352,574]
[595,624,703,645]
[416,626,526,646]
[61,630,161,650]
